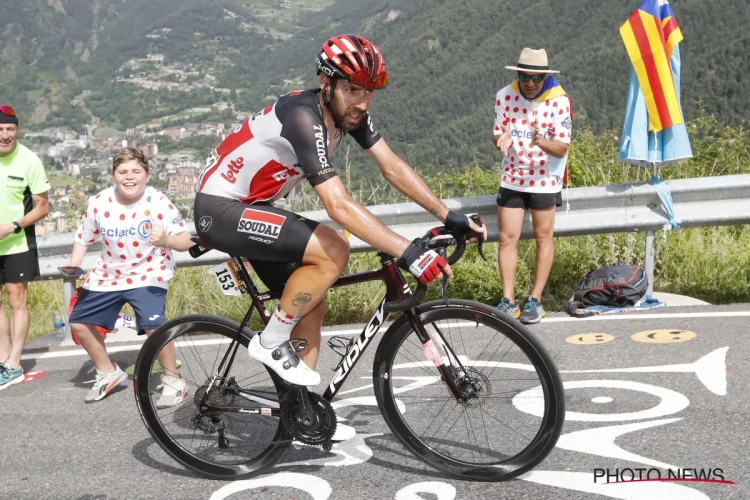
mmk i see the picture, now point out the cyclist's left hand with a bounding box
[444,211,487,243]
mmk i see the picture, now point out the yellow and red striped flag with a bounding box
[620,0,684,131]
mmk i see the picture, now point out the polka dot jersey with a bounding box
[73,187,188,291]
[493,86,572,193]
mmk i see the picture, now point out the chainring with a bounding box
[280,390,336,446]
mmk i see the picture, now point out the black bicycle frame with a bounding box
[204,250,469,415]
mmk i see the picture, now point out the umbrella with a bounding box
[617,0,693,295]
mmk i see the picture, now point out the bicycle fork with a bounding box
[403,310,472,404]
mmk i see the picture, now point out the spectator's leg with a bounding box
[4,282,30,368]
[0,285,11,362]
[148,329,181,379]
[497,205,525,303]
[71,322,114,373]
[529,206,556,300]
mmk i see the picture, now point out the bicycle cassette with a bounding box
[280,390,336,448]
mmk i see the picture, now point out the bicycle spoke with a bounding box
[138,317,288,474]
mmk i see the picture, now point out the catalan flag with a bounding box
[620,0,683,131]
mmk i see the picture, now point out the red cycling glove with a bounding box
[398,241,448,285]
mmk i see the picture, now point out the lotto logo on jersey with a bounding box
[221,157,245,184]
[272,170,294,182]
[237,209,286,240]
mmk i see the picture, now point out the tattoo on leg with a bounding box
[429,208,439,216]
[292,292,312,307]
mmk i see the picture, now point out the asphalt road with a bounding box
[2,304,748,500]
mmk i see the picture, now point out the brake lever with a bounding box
[469,214,488,261]
[438,273,450,303]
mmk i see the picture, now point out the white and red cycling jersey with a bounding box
[197,89,382,203]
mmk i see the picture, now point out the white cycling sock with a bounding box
[260,306,301,348]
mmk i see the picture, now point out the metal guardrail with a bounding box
[34,174,750,342]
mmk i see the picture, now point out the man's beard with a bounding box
[329,97,364,132]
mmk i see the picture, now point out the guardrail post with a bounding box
[61,278,76,345]
[645,230,655,297]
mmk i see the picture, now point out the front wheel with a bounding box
[373,300,565,481]
[134,314,291,480]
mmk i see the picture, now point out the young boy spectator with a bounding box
[63,148,193,404]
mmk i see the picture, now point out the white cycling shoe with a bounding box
[248,335,321,387]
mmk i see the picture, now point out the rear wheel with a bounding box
[373,300,565,481]
[134,314,291,480]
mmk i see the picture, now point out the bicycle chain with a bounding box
[192,384,333,446]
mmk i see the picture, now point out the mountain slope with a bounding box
[3,0,748,175]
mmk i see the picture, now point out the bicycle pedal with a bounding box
[327,336,353,359]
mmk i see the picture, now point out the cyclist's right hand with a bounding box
[397,240,452,285]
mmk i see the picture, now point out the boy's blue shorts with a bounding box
[69,287,167,335]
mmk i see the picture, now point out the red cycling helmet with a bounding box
[315,34,389,90]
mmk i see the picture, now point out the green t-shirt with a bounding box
[0,143,51,256]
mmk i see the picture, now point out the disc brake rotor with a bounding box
[457,367,491,408]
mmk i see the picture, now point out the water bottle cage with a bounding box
[327,336,354,365]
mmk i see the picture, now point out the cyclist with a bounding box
[194,34,486,406]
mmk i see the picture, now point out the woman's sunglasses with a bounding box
[518,73,545,83]
[0,105,16,117]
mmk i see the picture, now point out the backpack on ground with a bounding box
[565,263,648,313]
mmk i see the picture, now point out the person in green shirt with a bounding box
[0,105,50,390]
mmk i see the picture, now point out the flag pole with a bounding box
[645,131,658,298]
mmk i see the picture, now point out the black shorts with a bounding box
[0,250,39,284]
[194,193,319,291]
[496,187,562,210]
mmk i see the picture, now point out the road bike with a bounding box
[133,221,565,481]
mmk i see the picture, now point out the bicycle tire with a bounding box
[134,314,291,480]
[373,299,565,482]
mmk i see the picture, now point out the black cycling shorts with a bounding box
[194,193,319,291]
[496,187,562,210]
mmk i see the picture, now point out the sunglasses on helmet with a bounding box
[348,69,389,90]
[518,73,546,83]
[0,105,16,117]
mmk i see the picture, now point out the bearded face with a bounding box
[328,80,374,132]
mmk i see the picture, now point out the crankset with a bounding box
[280,388,336,451]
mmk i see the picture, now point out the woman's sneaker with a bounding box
[248,335,321,387]
[85,364,127,403]
[0,363,25,390]
[156,375,188,408]
[520,297,546,324]
[496,298,521,319]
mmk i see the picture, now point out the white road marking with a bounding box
[21,310,749,362]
